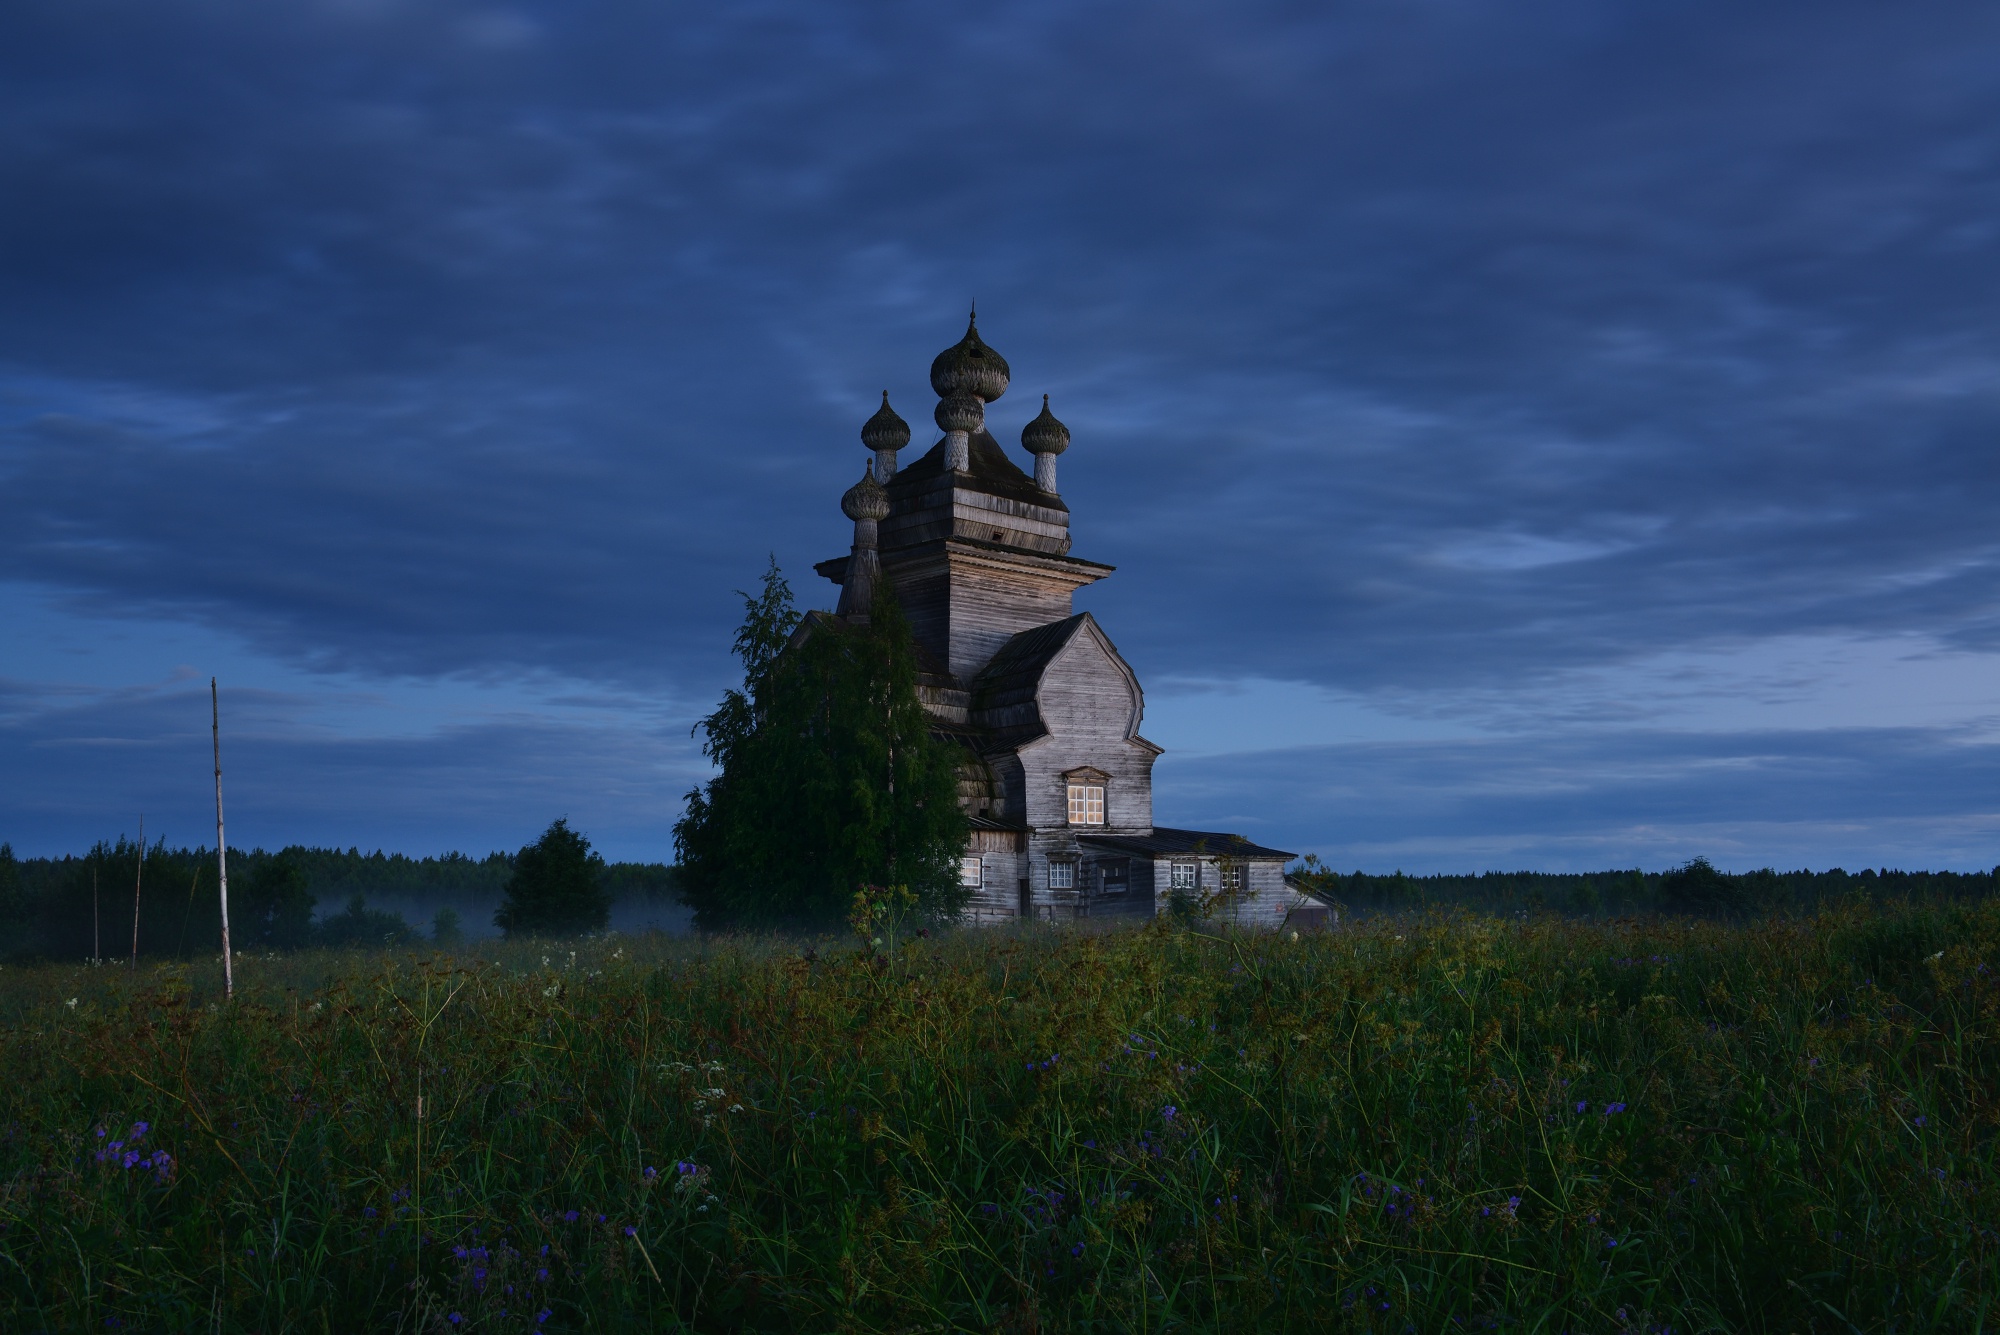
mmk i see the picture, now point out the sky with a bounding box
[2,0,1998,872]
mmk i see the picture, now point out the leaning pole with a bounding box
[213,678,233,1000]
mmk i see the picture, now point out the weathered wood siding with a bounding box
[961,827,1028,923]
[1142,858,1306,930]
[1017,626,1155,833]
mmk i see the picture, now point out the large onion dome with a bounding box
[934,392,985,435]
[929,310,1010,402]
[841,461,890,522]
[1021,395,1070,456]
[860,391,910,452]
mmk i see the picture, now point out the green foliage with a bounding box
[236,851,317,950]
[0,842,679,960]
[315,894,417,949]
[675,563,970,929]
[431,906,464,948]
[1293,860,2000,920]
[0,842,20,924]
[495,819,610,939]
[0,904,1996,1329]
[1659,854,1742,915]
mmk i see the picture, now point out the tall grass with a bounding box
[0,903,1994,1331]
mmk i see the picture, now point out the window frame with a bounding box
[1066,783,1105,826]
[1169,862,1197,892]
[959,855,984,888]
[1047,860,1075,890]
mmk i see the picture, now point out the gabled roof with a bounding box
[1077,827,1298,862]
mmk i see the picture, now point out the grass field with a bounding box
[0,901,1994,1332]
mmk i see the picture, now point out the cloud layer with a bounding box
[2,0,1997,865]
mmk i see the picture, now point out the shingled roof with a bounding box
[887,430,1061,513]
[970,614,1088,720]
[1077,827,1298,862]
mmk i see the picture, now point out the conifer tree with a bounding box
[675,560,970,929]
[495,818,610,937]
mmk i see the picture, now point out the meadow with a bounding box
[0,900,1994,1332]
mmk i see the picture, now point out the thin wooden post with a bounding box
[213,678,233,1000]
[130,814,144,968]
[92,866,99,961]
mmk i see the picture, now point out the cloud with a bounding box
[1154,726,2000,874]
[1,0,1998,864]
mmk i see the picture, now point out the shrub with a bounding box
[314,894,415,948]
[431,906,464,948]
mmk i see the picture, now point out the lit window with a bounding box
[1048,861,1074,890]
[1066,784,1104,826]
[960,855,983,888]
[1170,863,1196,892]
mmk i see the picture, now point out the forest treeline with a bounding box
[0,841,678,962]
[1297,856,2000,917]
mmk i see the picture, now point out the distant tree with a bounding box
[0,843,21,926]
[238,851,317,950]
[317,894,416,948]
[431,906,464,948]
[674,561,970,929]
[495,819,609,938]
[1660,856,1744,915]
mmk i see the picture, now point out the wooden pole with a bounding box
[92,865,99,962]
[130,813,144,968]
[213,678,233,1000]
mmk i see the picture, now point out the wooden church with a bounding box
[815,313,1307,928]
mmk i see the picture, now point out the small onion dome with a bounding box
[1021,395,1070,456]
[841,461,890,522]
[860,391,910,452]
[934,392,984,435]
[929,311,1010,402]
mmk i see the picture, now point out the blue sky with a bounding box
[3,0,1997,871]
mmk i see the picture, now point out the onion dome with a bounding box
[929,310,1010,402]
[860,391,910,452]
[934,393,984,435]
[841,461,890,522]
[1021,395,1070,456]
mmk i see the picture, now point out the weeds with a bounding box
[0,903,1994,1330]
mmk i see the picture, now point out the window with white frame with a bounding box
[1047,860,1075,890]
[1169,862,1197,892]
[1218,862,1246,893]
[1066,784,1104,826]
[959,855,984,888]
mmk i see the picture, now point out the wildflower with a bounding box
[562,1210,579,1223]
[538,1313,552,1325]
[65,998,78,1010]
[448,1315,463,1327]
[130,1122,149,1137]
[1575,1101,1587,1114]
[1914,1116,1928,1128]
[1162,1105,1178,1121]
[623,1225,636,1237]
[1604,1102,1627,1116]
